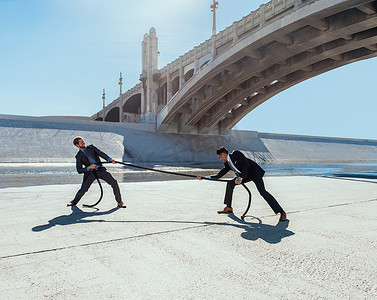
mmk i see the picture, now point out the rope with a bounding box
[240,183,252,220]
[82,160,252,219]
[82,170,103,208]
[112,160,230,182]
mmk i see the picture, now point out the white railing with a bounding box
[157,0,303,124]
[159,0,298,79]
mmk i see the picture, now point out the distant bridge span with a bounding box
[158,0,377,134]
[93,0,377,135]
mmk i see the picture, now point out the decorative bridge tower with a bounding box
[139,28,159,123]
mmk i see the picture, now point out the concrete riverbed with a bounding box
[1,176,376,299]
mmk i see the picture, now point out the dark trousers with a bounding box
[72,168,122,204]
[224,177,284,214]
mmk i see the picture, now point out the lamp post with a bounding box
[119,72,123,96]
[119,72,124,123]
[210,0,218,36]
[102,88,105,122]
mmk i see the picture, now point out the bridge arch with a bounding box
[159,82,168,106]
[171,76,180,96]
[105,107,120,122]
[123,94,141,114]
[157,0,377,135]
[200,60,210,70]
[184,69,194,82]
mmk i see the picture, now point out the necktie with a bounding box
[83,149,96,165]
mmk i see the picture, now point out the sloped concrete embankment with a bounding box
[1,114,376,164]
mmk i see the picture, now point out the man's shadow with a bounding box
[32,206,119,232]
[225,214,295,244]
[32,208,295,244]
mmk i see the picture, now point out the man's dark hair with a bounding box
[216,146,228,155]
[73,136,83,146]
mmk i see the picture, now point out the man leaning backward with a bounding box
[67,137,126,208]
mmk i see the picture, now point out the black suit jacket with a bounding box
[211,150,265,180]
[75,145,110,177]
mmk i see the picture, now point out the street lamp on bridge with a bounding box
[119,72,123,96]
[210,0,218,36]
[102,89,106,108]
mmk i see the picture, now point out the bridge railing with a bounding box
[92,82,142,119]
[159,0,297,81]
[157,0,300,127]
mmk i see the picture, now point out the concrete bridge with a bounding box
[92,0,377,135]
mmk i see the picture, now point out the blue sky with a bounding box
[0,0,376,140]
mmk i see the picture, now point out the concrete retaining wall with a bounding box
[1,114,376,164]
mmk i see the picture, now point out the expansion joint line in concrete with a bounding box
[0,223,214,260]
[283,198,377,217]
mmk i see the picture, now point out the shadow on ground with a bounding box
[32,207,294,244]
[32,206,119,232]
[227,214,294,244]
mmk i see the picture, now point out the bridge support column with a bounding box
[260,4,266,27]
[140,84,145,116]
[167,72,172,102]
[194,47,199,75]
[119,96,124,122]
[211,35,217,59]
[179,63,185,87]
[294,0,304,9]
[232,21,239,44]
